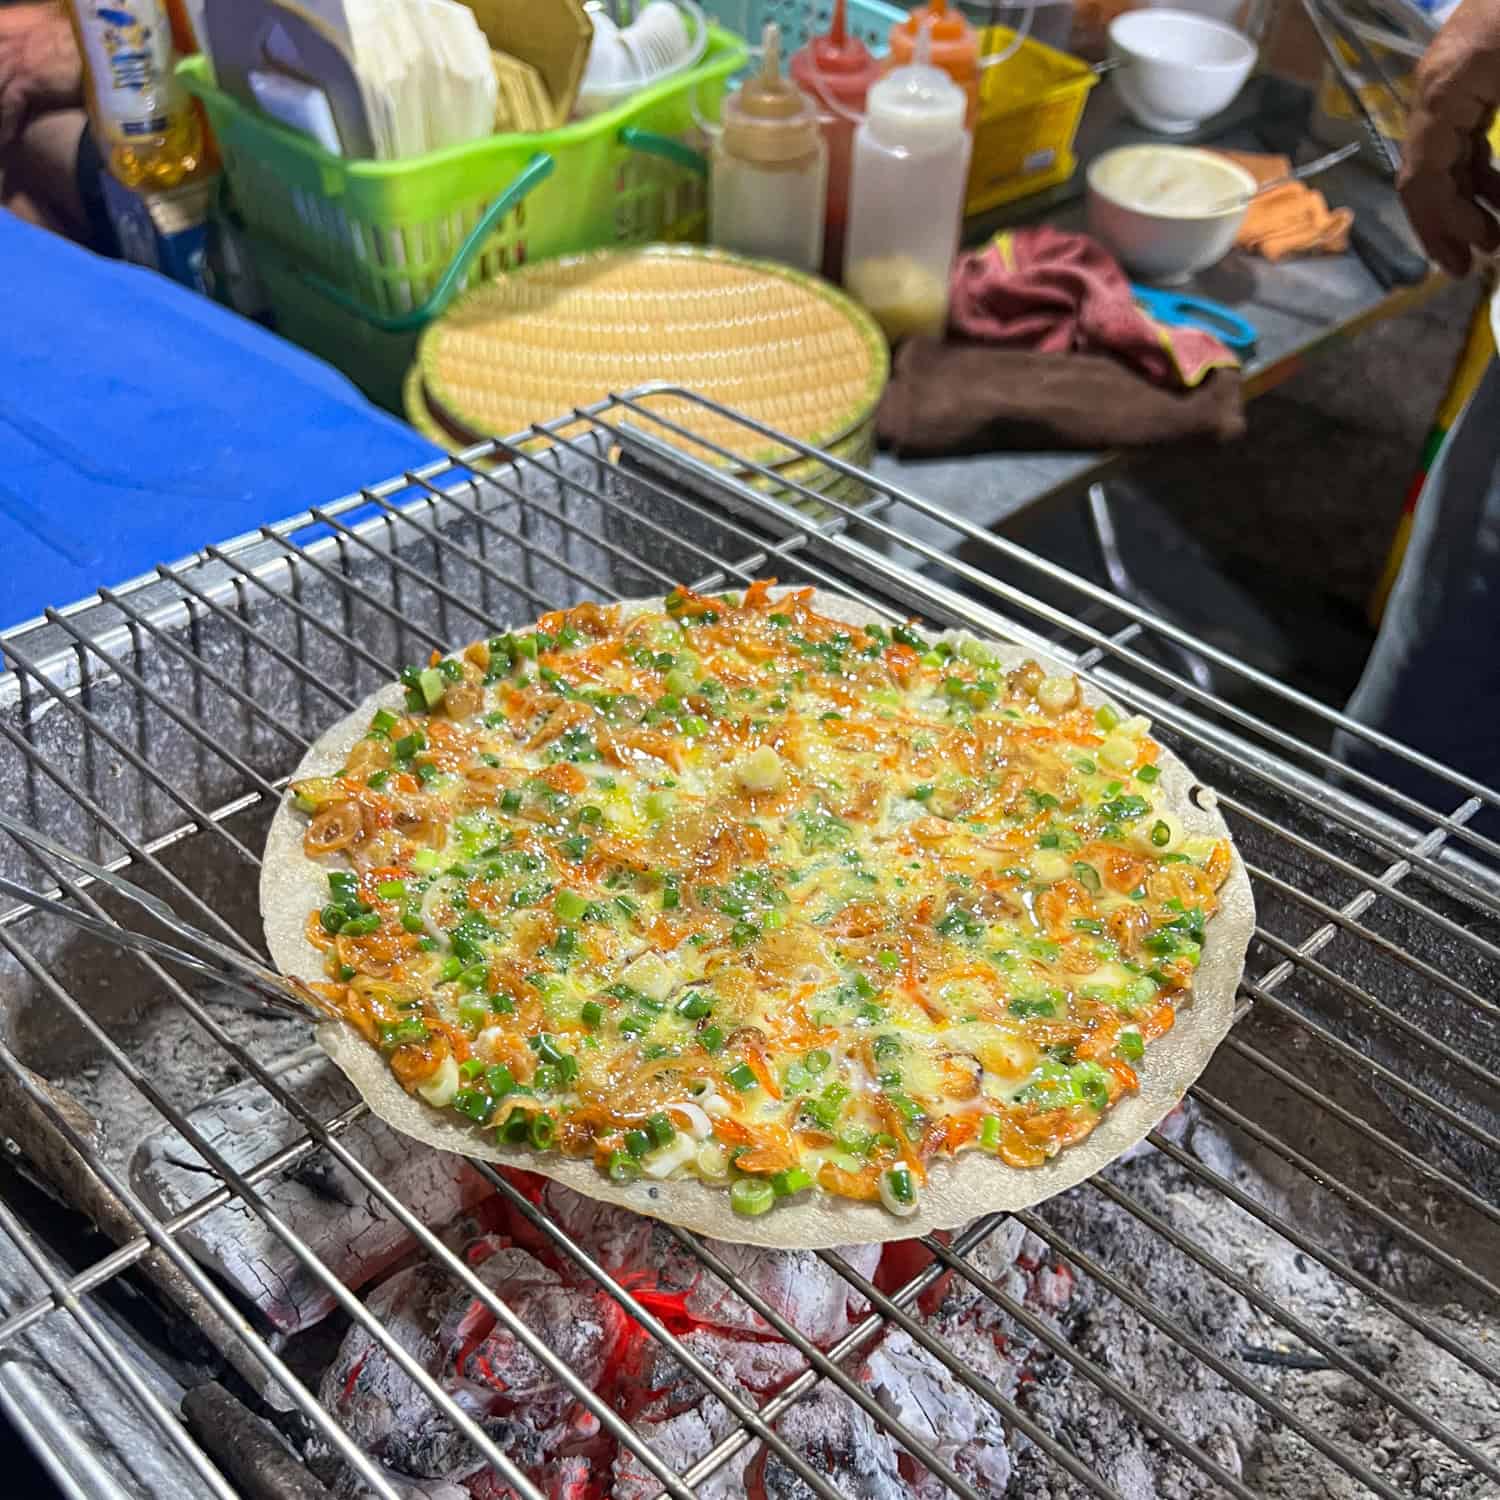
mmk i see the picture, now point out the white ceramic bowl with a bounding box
[1086,144,1256,281]
[1109,9,1256,134]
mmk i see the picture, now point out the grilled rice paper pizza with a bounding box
[263,583,1253,1247]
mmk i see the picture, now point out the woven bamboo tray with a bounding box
[411,245,889,490]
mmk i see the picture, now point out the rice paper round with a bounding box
[261,590,1254,1249]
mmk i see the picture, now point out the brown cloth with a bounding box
[1215,149,1354,261]
[876,339,1246,457]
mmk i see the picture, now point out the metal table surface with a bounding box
[875,74,1442,545]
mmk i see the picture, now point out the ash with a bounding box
[1006,1105,1500,1500]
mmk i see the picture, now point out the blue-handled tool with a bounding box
[1130,284,1258,354]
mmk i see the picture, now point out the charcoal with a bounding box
[181,1381,335,1500]
[538,1181,881,1345]
[609,1405,753,1500]
[129,1052,490,1333]
[862,1325,1014,1497]
[320,1263,478,1481]
[625,1325,812,1423]
[749,1381,909,1500]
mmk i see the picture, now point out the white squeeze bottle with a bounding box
[709,23,826,273]
[843,21,971,341]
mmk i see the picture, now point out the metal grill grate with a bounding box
[0,386,1495,1500]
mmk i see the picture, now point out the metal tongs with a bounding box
[1298,0,1407,179]
[0,810,332,1022]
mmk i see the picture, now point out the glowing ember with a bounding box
[313,1179,1067,1498]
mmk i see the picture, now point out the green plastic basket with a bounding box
[180,27,747,410]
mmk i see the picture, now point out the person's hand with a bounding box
[0,4,83,151]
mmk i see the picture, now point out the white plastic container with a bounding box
[709,23,826,272]
[842,24,971,340]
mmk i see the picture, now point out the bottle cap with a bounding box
[867,18,967,140]
[722,22,822,164]
[788,0,881,113]
[887,0,980,73]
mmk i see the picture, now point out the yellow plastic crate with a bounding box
[967,26,1097,216]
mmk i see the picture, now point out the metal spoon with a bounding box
[1207,141,1363,214]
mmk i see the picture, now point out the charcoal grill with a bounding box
[0,386,1495,1500]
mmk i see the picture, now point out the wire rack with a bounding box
[0,386,1495,1500]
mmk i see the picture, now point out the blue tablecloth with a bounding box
[0,215,439,629]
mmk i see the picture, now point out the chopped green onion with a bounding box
[1117,1030,1145,1061]
[411,848,441,874]
[1150,820,1171,847]
[528,1112,556,1150]
[371,708,399,736]
[1073,862,1102,894]
[451,1088,493,1123]
[581,1000,604,1029]
[730,1178,776,1217]
[624,1129,651,1158]
[339,912,381,937]
[502,1110,532,1144]
[805,1049,832,1074]
[1095,704,1121,732]
[400,910,425,934]
[319,904,347,935]
[554,889,589,922]
[394,731,425,760]
[531,1034,566,1065]
[699,1025,725,1054]
[378,1017,428,1049]
[885,1166,916,1204]
[783,1061,809,1092]
[877,948,900,971]
[376,878,407,900]
[485,1065,516,1098]
[771,1167,813,1197]
[459,1058,486,1081]
[607,1149,641,1182]
[676,991,712,1020]
[725,1061,758,1092]
[1137,765,1161,783]
[500,788,523,813]
[980,1115,1003,1153]
[646,1112,676,1149]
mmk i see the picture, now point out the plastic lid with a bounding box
[722,22,822,164]
[888,0,979,70]
[867,20,967,141]
[789,0,881,109]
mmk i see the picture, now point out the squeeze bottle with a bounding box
[886,0,980,128]
[709,23,827,274]
[843,23,971,340]
[789,0,881,282]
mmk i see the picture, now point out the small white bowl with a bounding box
[1086,144,1256,282]
[1109,9,1256,135]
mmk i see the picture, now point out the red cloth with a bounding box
[948,226,1238,390]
